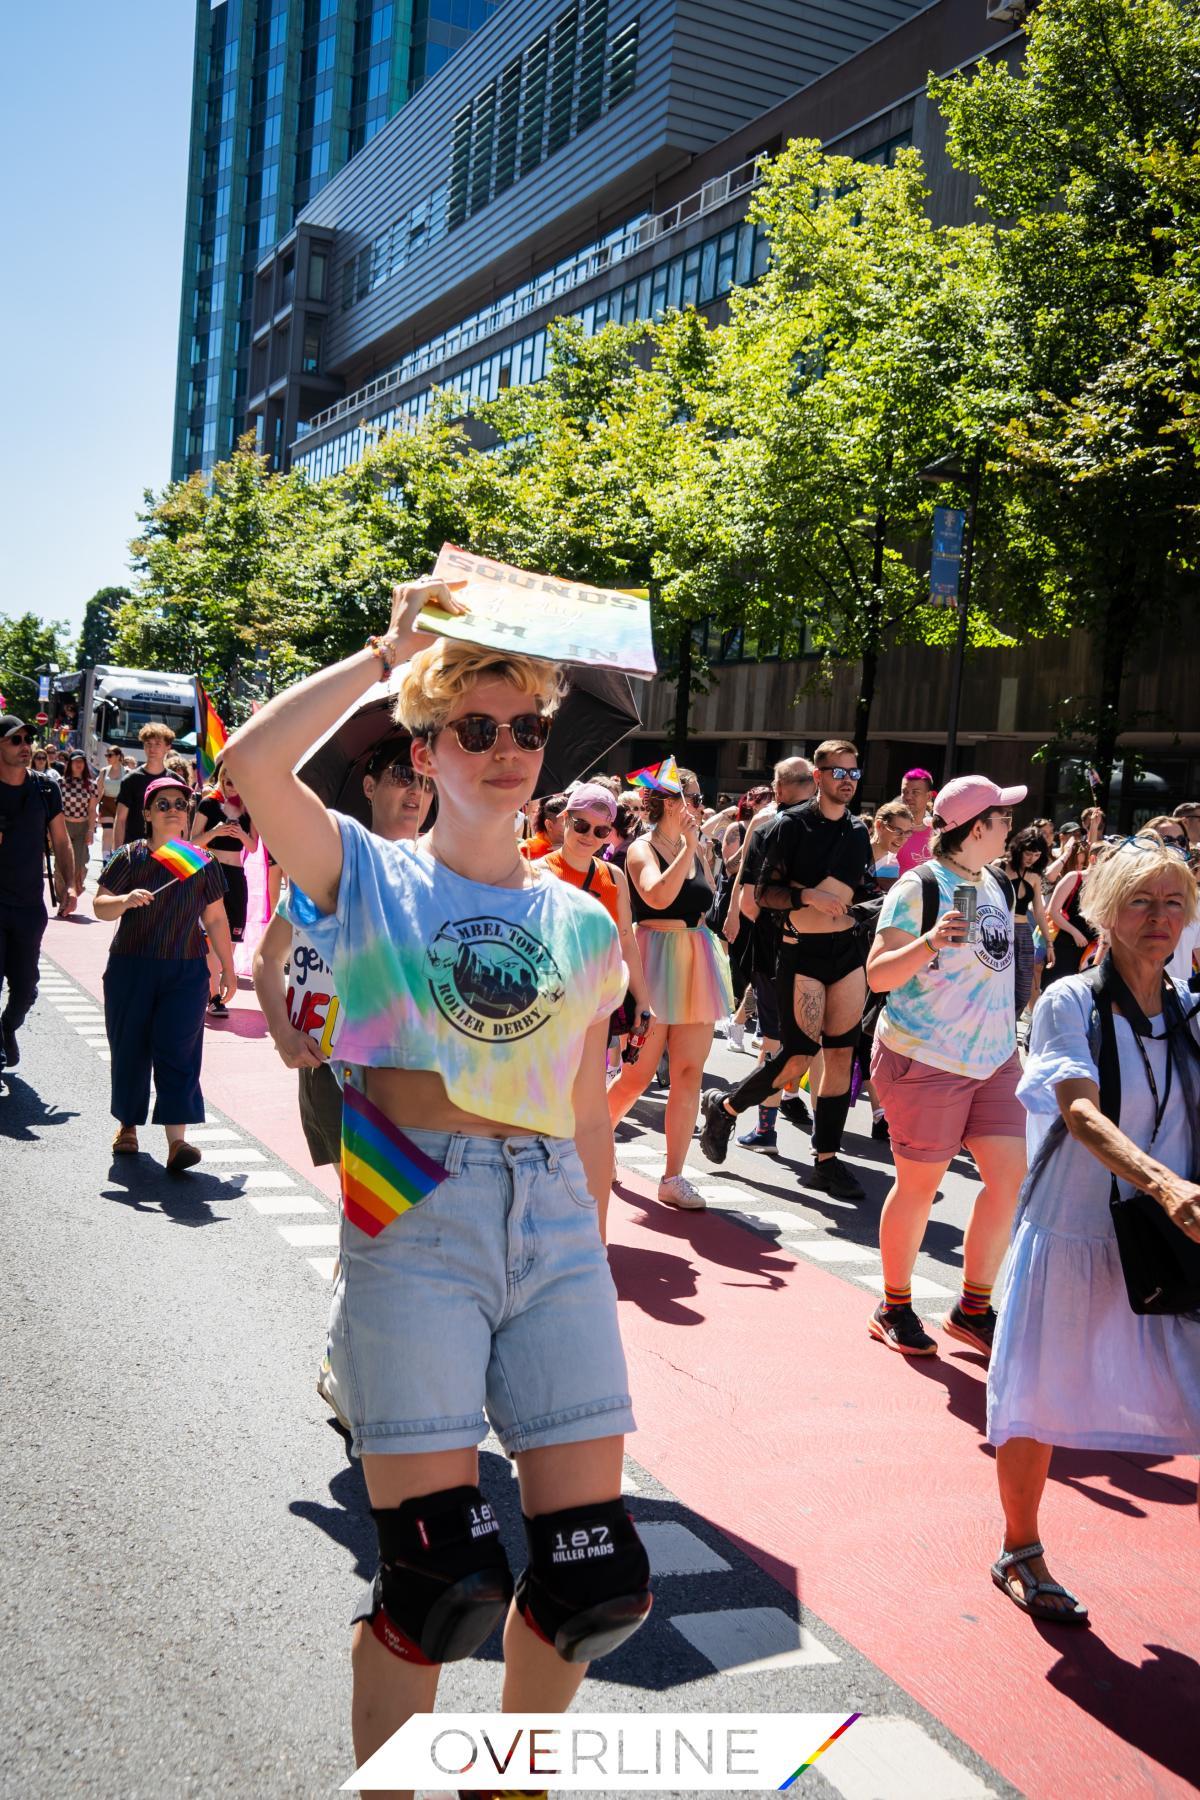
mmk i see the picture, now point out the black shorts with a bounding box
[754,971,781,1041]
[782,929,866,987]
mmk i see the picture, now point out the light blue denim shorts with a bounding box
[326,1129,636,1458]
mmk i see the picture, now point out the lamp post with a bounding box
[919,445,983,782]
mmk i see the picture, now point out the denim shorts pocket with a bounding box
[556,1151,598,1210]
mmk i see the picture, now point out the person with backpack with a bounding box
[0,716,77,1079]
[865,775,1026,1359]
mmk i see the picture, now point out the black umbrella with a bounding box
[297,664,641,823]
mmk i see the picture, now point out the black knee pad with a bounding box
[359,1485,513,1665]
[821,1020,862,1050]
[783,1026,821,1059]
[515,1499,652,1663]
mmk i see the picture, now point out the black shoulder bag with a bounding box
[1089,958,1200,1316]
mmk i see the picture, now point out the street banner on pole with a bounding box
[929,507,966,608]
[422,545,656,679]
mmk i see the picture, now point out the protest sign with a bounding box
[420,545,656,679]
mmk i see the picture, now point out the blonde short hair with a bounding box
[138,721,176,746]
[393,640,564,736]
[1081,836,1198,933]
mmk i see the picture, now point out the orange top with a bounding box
[537,850,621,925]
[519,831,552,860]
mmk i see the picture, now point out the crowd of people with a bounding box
[3,596,1200,1770]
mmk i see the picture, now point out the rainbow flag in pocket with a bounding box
[340,1082,449,1236]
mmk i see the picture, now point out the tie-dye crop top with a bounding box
[283,814,625,1137]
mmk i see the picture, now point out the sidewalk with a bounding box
[41,902,1200,1799]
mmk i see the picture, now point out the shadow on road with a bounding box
[0,1073,79,1141]
[1044,1635,1200,1787]
[100,1155,248,1225]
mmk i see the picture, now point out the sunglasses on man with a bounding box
[5,732,33,747]
[437,713,551,754]
[379,760,420,787]
[817,765,862,782]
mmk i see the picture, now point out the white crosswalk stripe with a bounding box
[796,1238,881,1264]
[639,1522,731,1576]
[858,1271,954,1300]
[197,1146,267,1164]
[671,1606,840,1672]
[818,1716,994,1799]
[244,1192,327,1215]
[307,1257,338,1280]
[278,1224,340,1247]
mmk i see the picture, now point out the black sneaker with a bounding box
[779,1094,812,1133]
[804,1156,865,1201]
[699,1090,736,1164]
[868,1301,938,1357]
[1,1021,18,1068]
[207,995,229,1021]
[871,1113,890,1141]
[943,1303,997,1358]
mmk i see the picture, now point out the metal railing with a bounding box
[301,152,768,440]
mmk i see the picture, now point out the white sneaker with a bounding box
[727,1019,745,1052]
[657,1174,707,1211]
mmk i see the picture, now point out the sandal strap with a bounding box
[1026,1579,1079,1605]
[994,1541,1044,1570]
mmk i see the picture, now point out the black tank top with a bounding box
[630,843,713,927]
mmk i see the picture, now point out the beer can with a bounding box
[952,882,979,944]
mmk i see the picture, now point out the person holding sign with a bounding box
[222,583,649,1777]
[252,732,434,1169]
[94,775,235,1171]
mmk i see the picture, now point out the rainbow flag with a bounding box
[626,755,682,794]
[340,1082,449,1237]
[150,838,212,882]
[195,682,228,783]
[778,1714,860,1787]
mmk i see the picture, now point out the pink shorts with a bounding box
[870,1043,1024,1164]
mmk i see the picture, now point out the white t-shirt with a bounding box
[876,861,1016,1078]
[286,926,343,1059]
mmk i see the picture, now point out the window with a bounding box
[314,85,333,123]
[607,18,638,104]
[371,4,393,44]
[448,103,472,228]
[368,60,389,100]
[521,32,549,173]
[547,6,578,154]
[576,0,607,129]
[307,249,328,300]
[302,319,323,373]
[494,57,521,193]
[470,81,496,213]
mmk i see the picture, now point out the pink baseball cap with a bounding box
[932,774,1027,829]
[143,775,191,803]
[565,781,617,822]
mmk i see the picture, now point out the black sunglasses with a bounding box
[818,765,862,782]
[569,817,612,839]
[440,713,551,755]
[151,797,190,812]
[5,732,34,746]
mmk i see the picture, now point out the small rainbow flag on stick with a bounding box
[150,838,212,882]
[340,1082,449,1237]
[195,682,228,783]
[626,755,682,794]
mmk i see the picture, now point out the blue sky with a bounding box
[0,2,196,641]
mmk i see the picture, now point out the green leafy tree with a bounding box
[933,0,1200,809]
[0,613,69,716]
[76,586,130,668]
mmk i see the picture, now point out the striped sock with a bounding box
[883,1281,911,1310]
[960,1278,992,1317]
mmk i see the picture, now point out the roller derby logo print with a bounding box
[425,916,566,1042]
[973,901,1012,973]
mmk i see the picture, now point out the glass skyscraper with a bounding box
[172,0,500,481]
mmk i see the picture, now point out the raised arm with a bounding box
[221,580,465,914]
[625,824,700,913]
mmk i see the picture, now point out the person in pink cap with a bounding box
[865,774,1027,1358]
[896,768,936,874]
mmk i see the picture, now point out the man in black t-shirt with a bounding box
[112,722,175,848]
[0,715,77,1075]
[702,739,872,1199]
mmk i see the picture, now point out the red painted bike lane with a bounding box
[43,906,1200,1799]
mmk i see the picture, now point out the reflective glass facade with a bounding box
[173,0,501,480]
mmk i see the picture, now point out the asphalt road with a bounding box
[0,950,1009,1800]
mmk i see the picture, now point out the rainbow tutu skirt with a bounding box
[636,923,734,1025]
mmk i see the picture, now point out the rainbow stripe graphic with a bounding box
[778,1714,860,1788]
[626,755,682,794]
[195,682,228,783]
[150,838,212,881]
[340,1082,449,1237]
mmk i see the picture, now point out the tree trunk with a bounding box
[672,618,692,760]
[1093,587,1126,822]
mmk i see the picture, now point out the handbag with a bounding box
[1091,957,1200,1315]
[1109,1186,1200,1316]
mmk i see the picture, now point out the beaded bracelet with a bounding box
[365,635,397,679]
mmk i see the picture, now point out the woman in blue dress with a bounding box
[988,838,1200,1625]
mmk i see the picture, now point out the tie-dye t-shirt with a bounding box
[283,814,625,1137]
[875,862,1016,1078]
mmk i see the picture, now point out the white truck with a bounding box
[51,666,202,769]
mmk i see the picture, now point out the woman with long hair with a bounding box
[994,824,1055,1016]
[222,583,649,1782]
[1044,841,1108,989]
[192,760,260,1018]
[606,767,734,1210]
